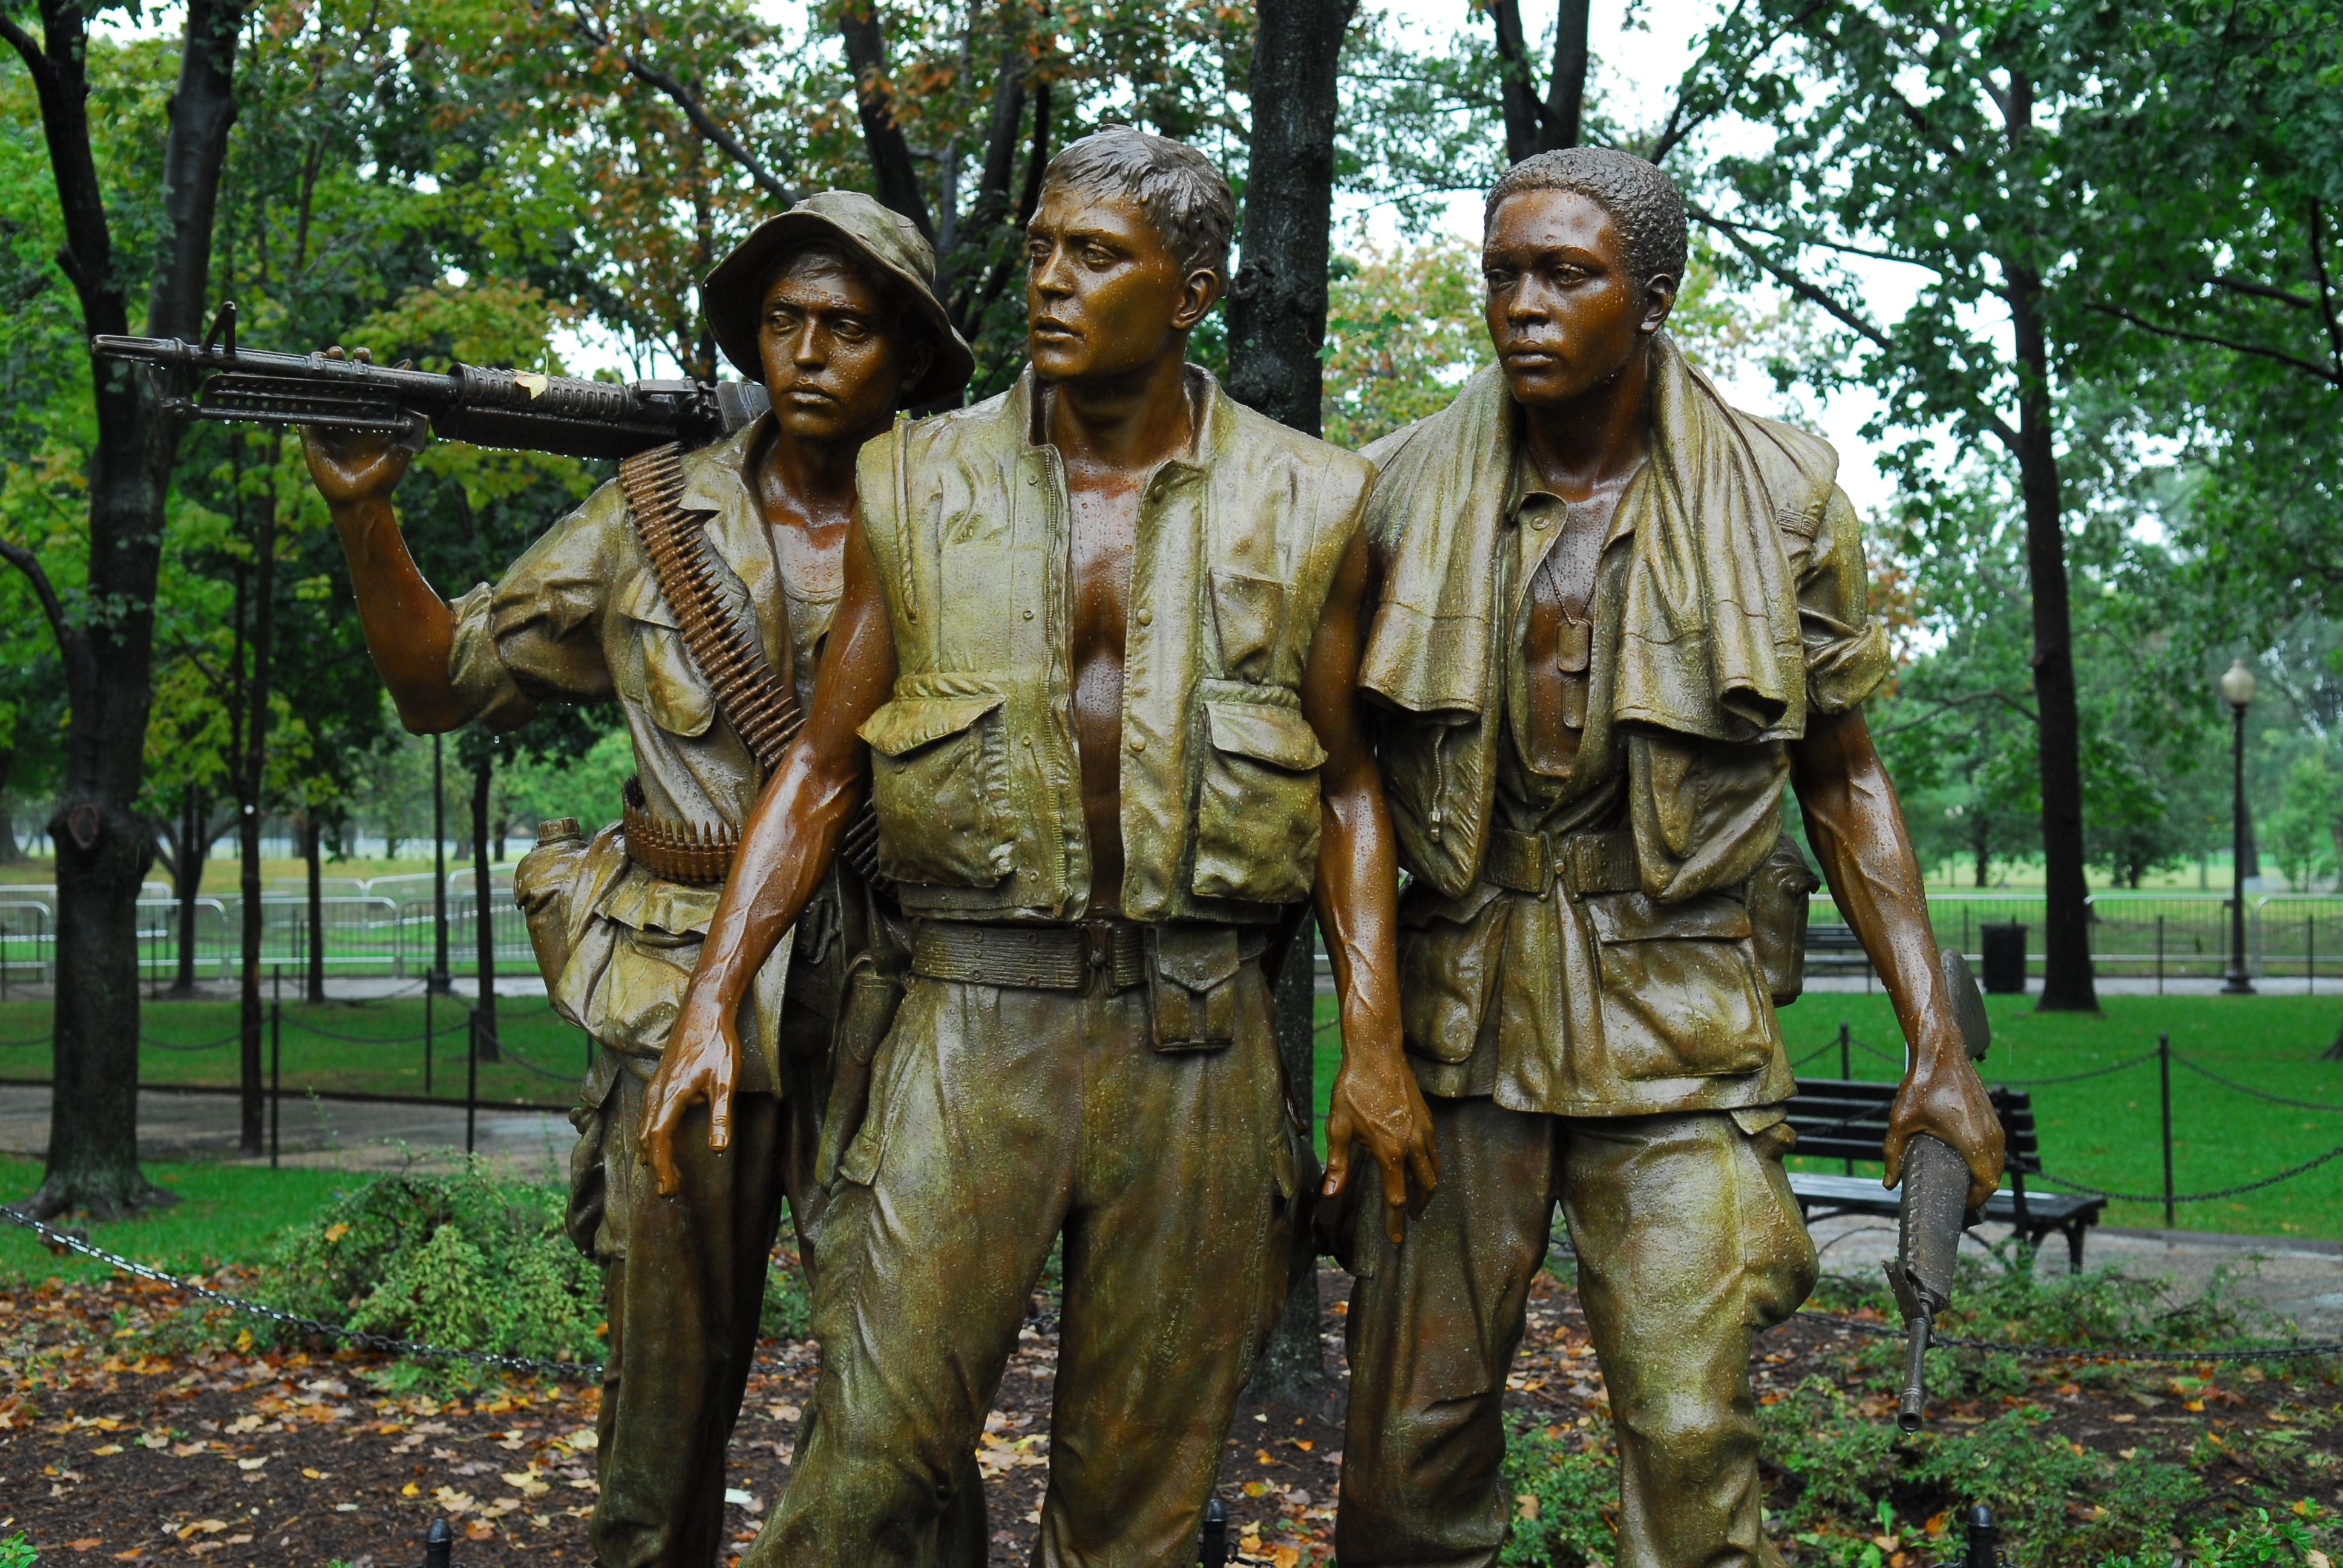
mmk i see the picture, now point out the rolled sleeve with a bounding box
[445,481,628,728]
[1798,486,1892,715]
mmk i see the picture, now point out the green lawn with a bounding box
[1312,992,2343,1241]
[0,1155,352,1284]
[0,996,596,1108]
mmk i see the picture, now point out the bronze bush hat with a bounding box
[701,190,976,408]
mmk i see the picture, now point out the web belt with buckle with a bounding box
[1483,826,1639,898]
[909,918,1268,993]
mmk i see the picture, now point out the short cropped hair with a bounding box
[1486,147,1688,291]
[1041,126,1236,280]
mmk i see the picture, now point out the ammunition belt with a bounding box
[908,918,1268,994]
[620,780,737,886]
[1484,826,1639,898]
[618,442,883,888]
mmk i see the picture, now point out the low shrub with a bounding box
[1499,1416,1617,1567]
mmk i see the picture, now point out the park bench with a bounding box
[1802,921,1874,977]
[1784,1077,2108,1270]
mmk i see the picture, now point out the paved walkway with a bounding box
[1801,1212,2343,1336]
[0,1083,572,1183]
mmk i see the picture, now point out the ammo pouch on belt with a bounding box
[1146,924,1245,1052]
[516,817,588,987]
[814,954,907,1189]
[1748,831,1823,1007]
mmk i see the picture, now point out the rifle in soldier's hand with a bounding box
[94,301,768,461]
[1886,949,1994,1432]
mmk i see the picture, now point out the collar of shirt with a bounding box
[1504,444,1640,552]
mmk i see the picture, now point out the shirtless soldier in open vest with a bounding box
[299,191,983,1568]
[641,128,1440,1567]
[1337,149,2005,1568]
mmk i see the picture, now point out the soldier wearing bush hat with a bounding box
[298,189,980,1568]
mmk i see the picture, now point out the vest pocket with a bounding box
[1192,681,1325,905]
[1584,890,1774,1080]
[859,682,1014,888]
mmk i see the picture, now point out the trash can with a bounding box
[1979,923,2027,994]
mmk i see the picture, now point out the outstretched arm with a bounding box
[1791,706,2005,1209]
[638,515,899,1194]
[1302,529,1439,1244]
[300,350,469,734]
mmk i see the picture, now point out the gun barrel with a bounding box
[88,332,759,461]
[92,334,462,402]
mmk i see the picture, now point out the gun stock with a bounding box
[93,302,767,462]
[1886,949,1993,1431]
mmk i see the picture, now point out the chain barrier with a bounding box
[1987,1048,2164,1089]
[2171,1053,2343,1113]
[2033,1144,2343,1204]
[278,1013,474,1047]
[473,1030,586,1085]
[1794,1309,2343,1365]
[138,1028,243,1053]
[0,1033,49,1048]
[0,1201,606,1382]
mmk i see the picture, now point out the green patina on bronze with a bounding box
[1339,329,1895,1568]
[1357,342,1889,1117]
[854,367,1369,925]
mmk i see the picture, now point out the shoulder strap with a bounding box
[620,443,800,771]
[619,442,884,885]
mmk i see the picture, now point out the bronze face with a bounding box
[1023,185,1219,383]
[1482,188,1670,410]
[756,251,923,443]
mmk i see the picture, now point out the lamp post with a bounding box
[2220,658,2257,995]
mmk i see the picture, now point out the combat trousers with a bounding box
[1337,1096,1817,1568]
[748,960,1298,1568]
[575,1019,798,1568]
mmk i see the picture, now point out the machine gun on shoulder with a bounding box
[93,302,768,462]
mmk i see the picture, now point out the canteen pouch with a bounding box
[563,1048,627,1259]
[1748,829,1822,1007]
[1145,924,1244,1052]
[516,817,589,989]
[814,953,907,1189]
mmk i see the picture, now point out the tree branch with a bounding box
[2310,197,2343,377]
[839,0,938,241]
[0,13,48,85]
[2082,298,2343,387]
[2201,272,2318,310]
[1690,202,2022,449]
[569,8,799,206]
[0,538,73,668]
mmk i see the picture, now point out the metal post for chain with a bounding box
[1198,1498,1228,1567]
[2158,1030,2175,1229]
[465,1004,479,1157]
[424,987,434,1097]
[424,1517,453,1568]
[1840,1021,1853,1175]
[2311,913,2317,997]
[2155,914,2164,995]
[269,965,282,1169]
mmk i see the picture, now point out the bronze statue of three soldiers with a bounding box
[313,128,2001,1568]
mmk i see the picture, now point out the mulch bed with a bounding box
[4,1263,2337,1566]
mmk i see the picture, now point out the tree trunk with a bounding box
[1227,0,1351,1406]
[1487,0,1543,166]
[168,786,212,997]
[1999,71,2096,1013]
[237,460,278,1155]
[1544,0,1591,152]
[303,811,326,1004]
[11,0,245,1218]
[470,751,498,1061]
[0,746,22,863]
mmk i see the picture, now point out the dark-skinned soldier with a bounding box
[1335,149,2007,1568]
[298,192,983,1568]
[641,127,1441,1568]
